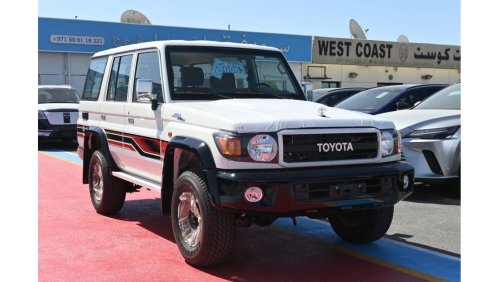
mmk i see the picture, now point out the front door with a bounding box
[122,50,166,182]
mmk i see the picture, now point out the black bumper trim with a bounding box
[207,161,414,215]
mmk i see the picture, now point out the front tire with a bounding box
[171,171,236,267]
[328,206,394,243]
[88,150,126,214]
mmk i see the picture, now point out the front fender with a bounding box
[160,136,217,215]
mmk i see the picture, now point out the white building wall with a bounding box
[288,62,303,84]
[38,52,65,85]
[301,64,460,89]
[38,52,92,96]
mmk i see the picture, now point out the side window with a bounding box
[396,92,412,106]
[399,88,436,107]
[417,87,441,103]
[134,52,164,103]
[82,57,107,100]
[106,55,132,102]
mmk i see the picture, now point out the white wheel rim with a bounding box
[91,162,103,201]
[177,191,202,248]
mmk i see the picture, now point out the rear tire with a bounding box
[171,170,236,267]
[88,150,126,214]
[328,206,394,243]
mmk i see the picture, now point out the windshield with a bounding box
[413,83,460,110]
[335,86,407,111]
[38,88,80,104]
[166,46,305,100]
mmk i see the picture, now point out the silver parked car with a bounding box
[378,83,460,195]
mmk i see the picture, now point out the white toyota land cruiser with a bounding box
[77,40,414,267]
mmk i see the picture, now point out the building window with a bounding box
[322,81,340,88]
[377,82,402,87]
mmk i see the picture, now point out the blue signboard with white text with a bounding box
[38,18,312,62]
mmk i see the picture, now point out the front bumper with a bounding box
[207,161,414,216]
[38,120,77,139]
[401,137,460,184]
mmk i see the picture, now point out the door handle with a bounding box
[101,115,106,121]
[128,118,134,124]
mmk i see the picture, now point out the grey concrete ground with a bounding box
[387,183,460,256]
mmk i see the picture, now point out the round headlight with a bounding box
[247,134,277,162]
[381,130,395,157]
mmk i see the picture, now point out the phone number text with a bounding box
[50,35,105,46]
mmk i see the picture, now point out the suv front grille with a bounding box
[282,133,378,163]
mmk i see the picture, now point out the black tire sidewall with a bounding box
[89,151,109,210]
[329,206,394,243]
[171,170,236,267]
[88,150,125,214]
[171,172,207,260]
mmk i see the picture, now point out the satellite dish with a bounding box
[397,35,409,43]
[349,19,367,40]
[120,10,151,24]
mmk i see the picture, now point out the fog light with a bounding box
[244,187,263,203]
[403,174,410,190]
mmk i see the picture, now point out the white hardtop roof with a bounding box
[93,40,282,57]
[38,85,74,89]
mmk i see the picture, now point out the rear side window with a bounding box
[82,57,108,101]
[106,55,133,102]
[133,51,164,103]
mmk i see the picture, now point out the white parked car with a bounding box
[38,85,80,141]
[378,83,460,195]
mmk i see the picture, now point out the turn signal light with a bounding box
[214,135,241,156]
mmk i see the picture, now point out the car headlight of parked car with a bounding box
[38,110,47,119]
[380,129,401,157]
[214,132,278,162]
[405,126,460,139]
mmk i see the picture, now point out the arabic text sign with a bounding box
[39,18,312,62]
[313,36,460,69]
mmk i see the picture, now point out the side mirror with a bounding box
[136,79,158,110]
[396,101,410,110]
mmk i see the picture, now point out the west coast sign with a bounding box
[313,36,460,69]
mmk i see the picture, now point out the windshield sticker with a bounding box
[211,58,246,79]
[375,92,389,99]
[448,91,460,96]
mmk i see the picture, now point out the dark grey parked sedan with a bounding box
[335,84,447,114]
[313,88,367,107]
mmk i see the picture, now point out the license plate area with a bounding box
[63,113,70,123]
[292,176,395,201]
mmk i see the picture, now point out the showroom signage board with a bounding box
[39,18,312,62]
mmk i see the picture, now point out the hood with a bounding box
[38,103,79,111]
[378,109,461,135]
[166,99,395,133]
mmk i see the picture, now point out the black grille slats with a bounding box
[283,133,378,163]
